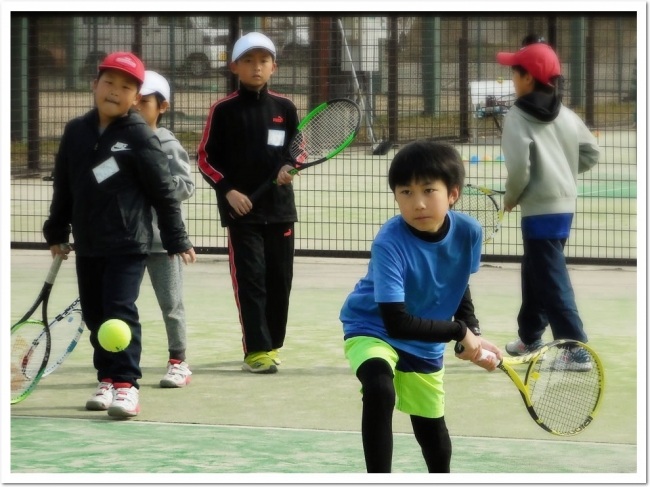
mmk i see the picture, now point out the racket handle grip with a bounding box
[228,180,274,220]
[454,342,497,361]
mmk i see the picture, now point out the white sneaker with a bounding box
[160,360,192,388]
[107,383,140,418]
[85,380,114,411]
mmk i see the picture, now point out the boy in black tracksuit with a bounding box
[198,33,299,374]
[43,52,196,418]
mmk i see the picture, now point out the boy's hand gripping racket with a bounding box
[453,184,505,244]
[455,339,605,436]
[232,98,361,217]
[11,250,66,404]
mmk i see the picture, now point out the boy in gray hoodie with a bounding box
[136,70,195,387]
[496,43,600,369]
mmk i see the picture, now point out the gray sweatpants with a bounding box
[146,253,187,361]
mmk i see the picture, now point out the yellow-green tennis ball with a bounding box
[98,319,132,352]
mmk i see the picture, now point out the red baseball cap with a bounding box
[496,43,561,86]
[98,52,145,84]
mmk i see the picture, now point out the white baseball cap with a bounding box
[141,70,171,101]
[232,32,276,62]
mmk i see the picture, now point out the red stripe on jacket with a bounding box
[197,91,239,185]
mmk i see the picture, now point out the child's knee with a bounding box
[357,358,396,404]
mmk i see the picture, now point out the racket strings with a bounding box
[291,103,360,163]
[45,309,84,376]
[527,346,602,434]
[453,188,500,241]
[11,321,49,397]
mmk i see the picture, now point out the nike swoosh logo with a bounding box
[111,143,131,152]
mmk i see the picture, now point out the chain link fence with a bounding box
[10,13,637,264]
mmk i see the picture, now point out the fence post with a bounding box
[27,16,40,171]
[227,16,241,93]
[387,16,398,144]
[309,16,330,108]
[458,18,469,142]
[585,17,595,127]
[132,17,143,57]
[422,16,440,116]
[569,17,585,108]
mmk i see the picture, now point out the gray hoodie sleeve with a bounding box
[501,110,533,209]
[158,128,195,202]
[573,112,600,174]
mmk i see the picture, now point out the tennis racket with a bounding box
[455,339,604,436]
[235,98,361,215]
[453,184,505,244]
[40,297,85,377]
[11,252,65,404]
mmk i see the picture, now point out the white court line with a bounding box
[11,414,636,449]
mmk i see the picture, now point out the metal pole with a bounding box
[569,17,585,108]
[585,17,595,127]
[617,17,623,103]
[169,17,176,131]
[387,16,398,144]
[459,18,470,142]
[422,16,440,116]
[27,16,40,171]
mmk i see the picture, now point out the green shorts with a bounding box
[344,335,445,419]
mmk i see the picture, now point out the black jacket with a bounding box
[43,108,192,256]
[197,84,299,227]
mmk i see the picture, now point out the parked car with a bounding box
[76,16,229,77]
[262,16,310,60]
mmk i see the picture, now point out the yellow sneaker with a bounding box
[268,349,281,366]
[242,352,278,374]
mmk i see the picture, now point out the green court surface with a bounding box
[10,417,637,475]
[6,250,642,479]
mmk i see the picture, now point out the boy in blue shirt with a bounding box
[340,141,502,473]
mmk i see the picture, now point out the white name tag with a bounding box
[268,129,285,147]
[93,156,120,184]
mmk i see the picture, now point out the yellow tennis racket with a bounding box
[455,339,605,436]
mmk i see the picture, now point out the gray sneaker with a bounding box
[505,338,544,357]
[551,347,593,372]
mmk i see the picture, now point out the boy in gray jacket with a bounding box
[496,43,600,369]
[136,70,194,387]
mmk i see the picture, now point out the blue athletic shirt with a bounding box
[340,211,482,360]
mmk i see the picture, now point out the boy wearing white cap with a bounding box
[496,43,600,365]
[136,70,195,387]
[198,33,300,373]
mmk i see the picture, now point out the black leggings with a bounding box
[356,358,452,473]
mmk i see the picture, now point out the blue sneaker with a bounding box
[505,338,544,357]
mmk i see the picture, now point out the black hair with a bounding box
[515,34,564,101]
[521,34,547,46]
[153,92,166,125]
[512,65,565,102]
[388,141,464,194]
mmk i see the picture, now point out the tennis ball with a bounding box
[98,319,132,352]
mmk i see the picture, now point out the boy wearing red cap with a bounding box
[43,52,196,418]
[496,43,600,367]
[198,33,299,374]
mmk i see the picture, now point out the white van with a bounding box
[75,16,228,77]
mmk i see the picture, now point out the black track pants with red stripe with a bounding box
[227,222,294,354]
